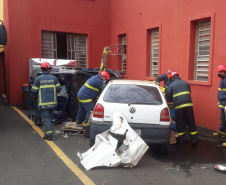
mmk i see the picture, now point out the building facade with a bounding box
[1,0,225,131]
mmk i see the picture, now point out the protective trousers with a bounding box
[76,101,95,127]
[175,106,197,139]
[219,109,226,133]
[40,109,54,136]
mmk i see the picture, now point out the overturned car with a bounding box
[25,58,124,125]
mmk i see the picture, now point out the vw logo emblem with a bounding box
[129,107,136,114]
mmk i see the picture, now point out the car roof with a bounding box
[109,79,157,86]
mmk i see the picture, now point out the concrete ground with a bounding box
[1,95,226,185]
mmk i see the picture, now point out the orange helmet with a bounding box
[40,61,52,70]
[217,65,226,72]
[101,71,110,80]
[167,69,175,77]
[169,71,179,78]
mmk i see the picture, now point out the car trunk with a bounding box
[103,103,162,124]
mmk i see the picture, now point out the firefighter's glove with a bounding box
[218,102,220,107]
[224,106,226,113]
[153,81,160,86]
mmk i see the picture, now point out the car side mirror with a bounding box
[0,20,7,47]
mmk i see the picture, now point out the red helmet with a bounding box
[169,71,179,78]
[217,65,226,72]
[40,61,52,70]
[167,69,175,77]
[101,71,110,80]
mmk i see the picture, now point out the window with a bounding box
[103,84,162,104]
[150,29,159,77]
[120,34,127,74]
[194,19,211,81]
[42,31,88,68]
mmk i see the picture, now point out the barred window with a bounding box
[194,19,211,81]
[42,31,87,68]
[150,29,159,77]
[120,34,127,74]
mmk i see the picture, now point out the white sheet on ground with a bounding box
[77,111,149,170]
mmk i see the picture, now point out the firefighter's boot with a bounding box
[176,135,184,146]
[43,135,54,141]
[190,134,197,145]
[213,132,226,138]
[75,120,83,127]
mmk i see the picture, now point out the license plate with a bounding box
[133,129,141,136]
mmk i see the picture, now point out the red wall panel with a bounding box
[3,0,226,130]
[4,0,111,105]
[110,0,226,130]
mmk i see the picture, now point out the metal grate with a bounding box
[121,35,127,74]
[194,19,211,81]
[150,29,159,77]
[67,34,87,68]
[42,31,87,68]
[41,31,57,59]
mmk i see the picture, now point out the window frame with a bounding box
[41,30,88,68]
[117,34,127,75]
[187,13,215,86]
[145,24,162,81]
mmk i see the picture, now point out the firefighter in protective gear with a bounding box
[75,72,109,129]
[154,69,175,90]
[166,71,197,145]
[213,65,226,140]
[31,62,62,141]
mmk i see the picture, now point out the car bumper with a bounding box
[90,120,171,145]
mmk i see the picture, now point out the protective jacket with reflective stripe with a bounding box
[166,76,193,109]
[218,76,226,109]
[77,74,103,101]
[31,71,62,109]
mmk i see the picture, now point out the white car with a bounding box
[90,80,171,148]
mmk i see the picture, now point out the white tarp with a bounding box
[77,111,149,170]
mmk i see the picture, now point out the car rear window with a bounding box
[103,84,163,105]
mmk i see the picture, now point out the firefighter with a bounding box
[213,65,226,142]
[155,69,176,120]
[155,69,175,90]
[31,62,62,141]
[166,71,197,145]
[75,72,109,129]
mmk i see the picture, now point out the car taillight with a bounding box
[160,107,170,122]
[93,103,104,118]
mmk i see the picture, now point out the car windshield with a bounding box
[103,84,162,105]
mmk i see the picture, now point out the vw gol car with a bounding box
[90,80,171,148]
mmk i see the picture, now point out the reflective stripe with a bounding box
[38,101,57,106]
[39,85,56,106]
[218,88,226,91]
[79,99,92,103]
[46,131,53,134]
[189,131,197,135]
[32,86,39,90]
[173,91,190,98]
[175,103,193,109]
[219,130,226,136]
[56,83,61,87]
[83,111,93,127]
[85,83,99,92]
[218,104,225,108]
[179,132,185,136]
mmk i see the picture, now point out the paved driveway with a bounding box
[0,96,226,185]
